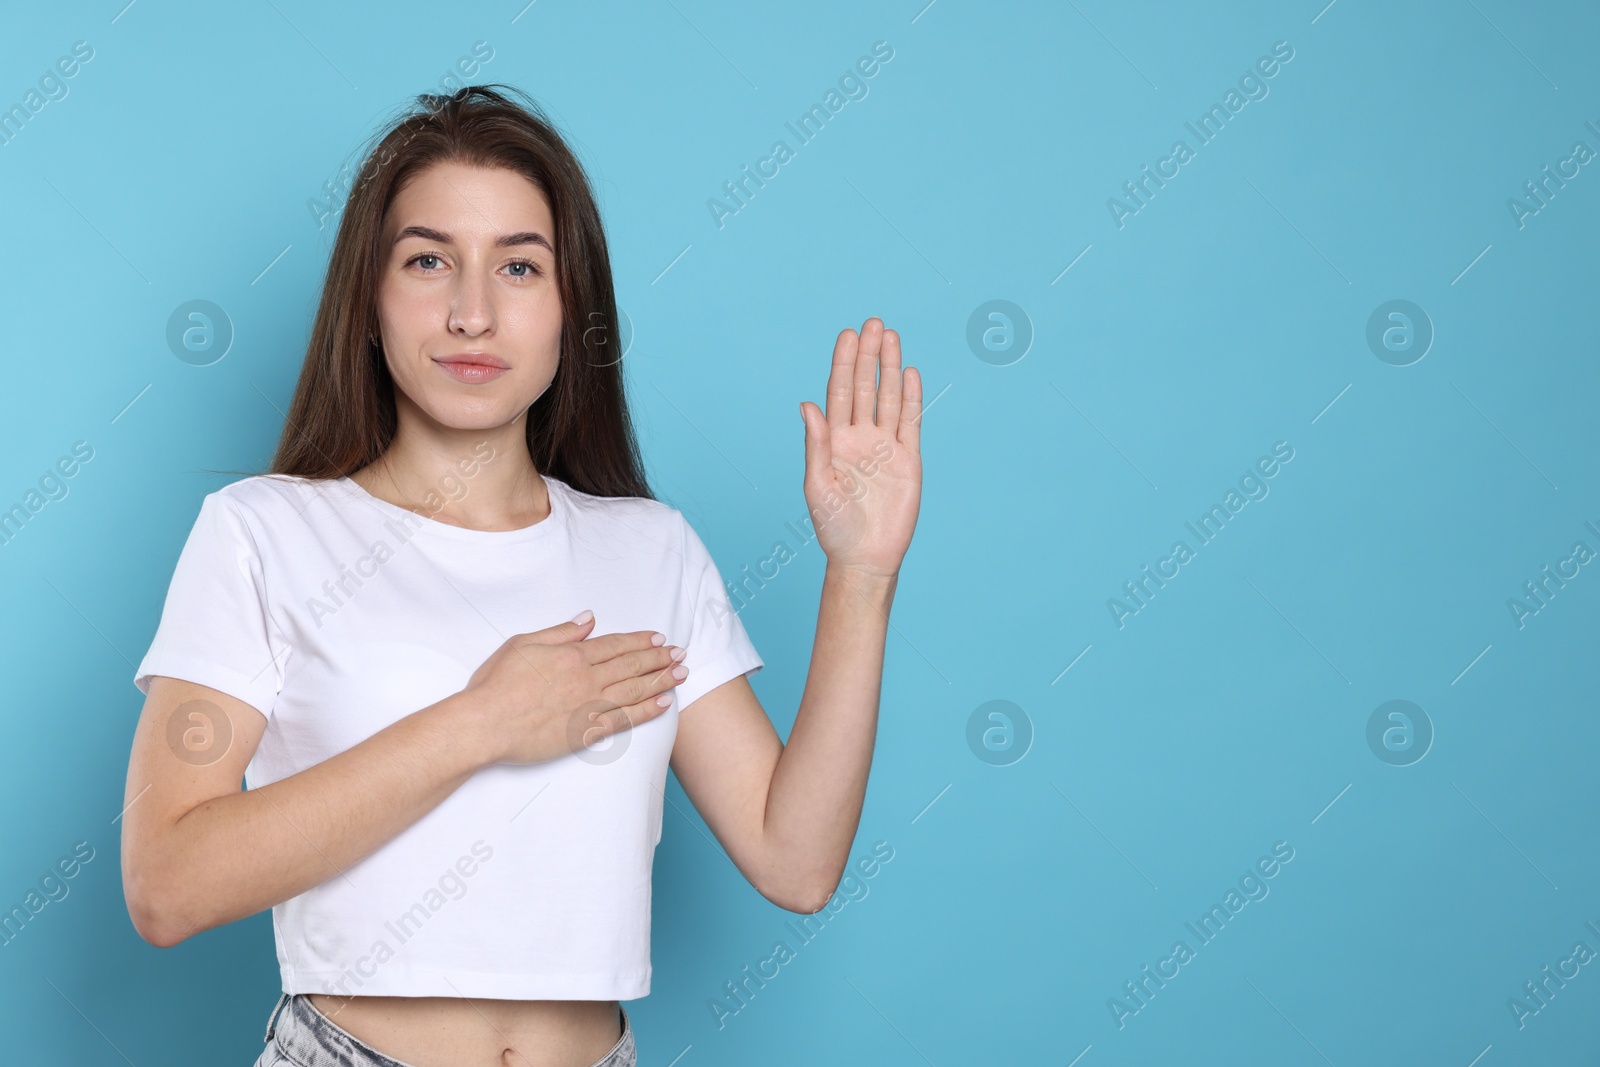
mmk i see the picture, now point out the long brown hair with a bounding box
[267,83,652,500]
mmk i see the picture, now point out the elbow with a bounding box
[126,900,181,949]
[123,862,193,949]
[766,873,841,915]
[785,888,836,915]
[127,894,192,949]
[132,914,185,950]
[752,842,852,913]
[126,888,186,949]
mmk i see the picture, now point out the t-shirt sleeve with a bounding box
[133,490,288,719]
[673,512,764,712]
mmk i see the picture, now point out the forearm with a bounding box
[761,561,896,906]
[140,693,490,945]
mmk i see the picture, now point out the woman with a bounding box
[121,84,922,1067]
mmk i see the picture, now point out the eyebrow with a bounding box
[392,225,553,252]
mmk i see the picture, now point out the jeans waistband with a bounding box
[262,992,635,1067]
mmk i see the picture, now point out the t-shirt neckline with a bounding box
[335,471,569,544]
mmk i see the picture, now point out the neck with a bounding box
[353,414,548,532]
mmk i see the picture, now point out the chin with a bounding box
[416,398,521,430]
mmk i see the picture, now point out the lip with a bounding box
[433,353,510,383]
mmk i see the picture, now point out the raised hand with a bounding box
[798,317,923,579]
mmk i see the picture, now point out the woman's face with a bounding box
[375,160,562,432]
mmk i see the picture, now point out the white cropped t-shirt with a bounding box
[133,471,764,1000]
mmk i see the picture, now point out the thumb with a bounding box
[800,401,831,487]
[531,609,595,643]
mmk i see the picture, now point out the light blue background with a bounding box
[1,0,1597,1063]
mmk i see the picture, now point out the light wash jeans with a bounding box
[252,992,636,1067]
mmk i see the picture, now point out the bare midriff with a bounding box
[305,994,624,1067]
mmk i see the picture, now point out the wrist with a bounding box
[427,691,502,773]
[824,559,899,592]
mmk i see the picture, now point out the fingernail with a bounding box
[651,632,666,646]
[672,665,688,680]
[572,609,593,625]
[668,646,686,662]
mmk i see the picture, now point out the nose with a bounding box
[448,264,497,336]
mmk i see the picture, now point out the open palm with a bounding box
[799,318,923,578]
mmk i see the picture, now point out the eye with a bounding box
[506,258,543,278]
[401,252,544,278]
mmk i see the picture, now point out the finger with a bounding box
[825,327,858,430]
[568,696,638,752]
[524,610,596,645]
[898,365,923,453]
[875,327,903,430]
[852,318,882,426]
[596,644,684,690]
[581,628,669,665]
[592,692,675,741]
[801,400,833,494]
[596,661,681,721]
